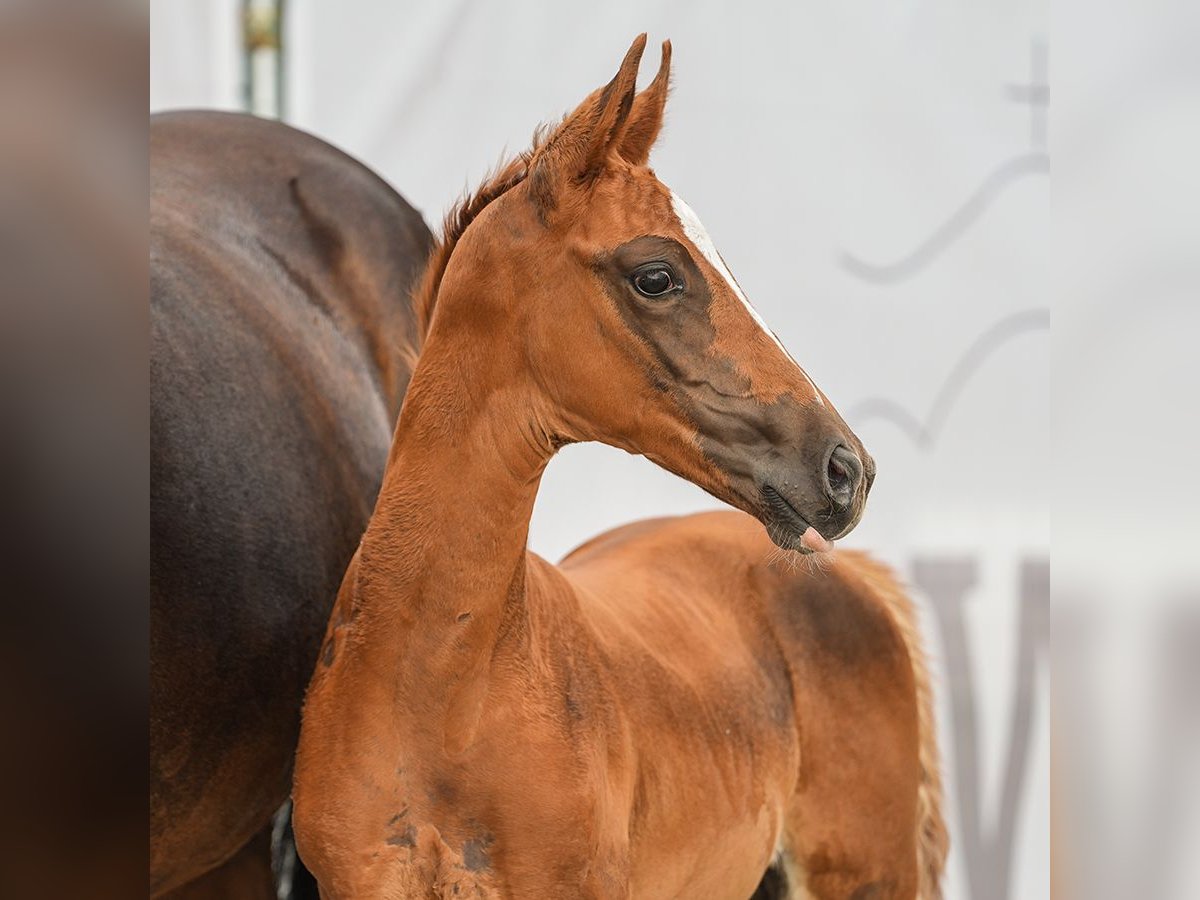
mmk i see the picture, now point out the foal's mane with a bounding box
[408,127,551,349]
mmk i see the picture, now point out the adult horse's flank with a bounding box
[294,37,948,899]
[151,111,431,897]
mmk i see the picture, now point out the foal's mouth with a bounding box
[760,484,835,555]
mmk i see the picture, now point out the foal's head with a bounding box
[421,35,874,552]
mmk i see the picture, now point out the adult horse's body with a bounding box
[294,38,948,899]
[150,111,432,896]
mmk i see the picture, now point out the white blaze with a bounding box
[668,190,823,406]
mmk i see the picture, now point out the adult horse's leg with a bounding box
[286,862,321,900]
[271,803,321,900]
[159,826,274,900]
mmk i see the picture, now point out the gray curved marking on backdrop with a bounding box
[838,153,1049,284]
[848,308,1050,450]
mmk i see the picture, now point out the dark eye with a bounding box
[631,264,677,298]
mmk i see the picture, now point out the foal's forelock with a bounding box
[666,189,825,407]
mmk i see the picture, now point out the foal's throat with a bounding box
[351,331,552,749]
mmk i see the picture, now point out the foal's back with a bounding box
[559,510,940,898]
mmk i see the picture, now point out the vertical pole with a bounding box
[241,0,286,120]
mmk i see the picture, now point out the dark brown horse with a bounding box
[150,111,432,897]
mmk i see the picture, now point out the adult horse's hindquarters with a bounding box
[150,111,431,896]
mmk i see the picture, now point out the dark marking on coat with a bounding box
[462,837,491,872]
[783,570,907,670]
[385,824,416,848]
[564,688,585,723]
[430,778,459,805]
[561,663,590,727]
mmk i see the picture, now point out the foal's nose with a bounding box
[823,444,865,512]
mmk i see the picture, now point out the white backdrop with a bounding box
[152,3,1050,897]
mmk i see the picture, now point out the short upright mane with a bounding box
[408,128,551,348]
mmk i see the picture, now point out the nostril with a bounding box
[824,444,862,508]
[827,455,851,492]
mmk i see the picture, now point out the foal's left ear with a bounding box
[615,40,671,166]
[529,35,647,213]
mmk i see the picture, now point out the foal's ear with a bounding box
[616,40,671,166]
[529,34,647,214]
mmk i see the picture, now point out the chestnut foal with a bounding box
[294,37,947,899]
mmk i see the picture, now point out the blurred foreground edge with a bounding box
[0,2,147,897]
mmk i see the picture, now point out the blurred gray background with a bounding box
[152,2,1051,897]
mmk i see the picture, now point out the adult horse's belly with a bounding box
[150,112,431,895]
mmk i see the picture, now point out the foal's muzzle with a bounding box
[759,439,873,553]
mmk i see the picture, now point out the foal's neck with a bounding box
[353,316,553,750]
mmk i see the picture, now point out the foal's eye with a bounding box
[631,264,678,298]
